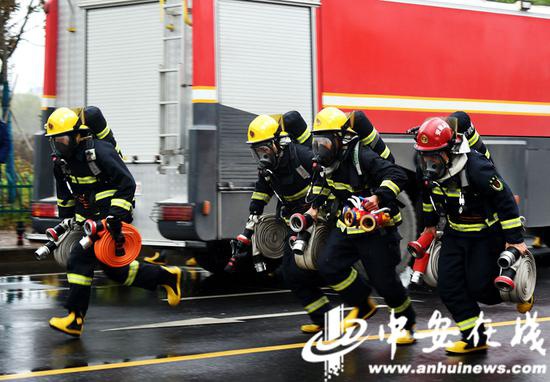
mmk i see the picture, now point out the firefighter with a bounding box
[449,111,491,161]
[305,107,416,344]
[414,117,531,354]
[45,107,182,337]
[229,113,335,333]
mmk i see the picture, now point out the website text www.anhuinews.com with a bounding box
[367,362,547,375]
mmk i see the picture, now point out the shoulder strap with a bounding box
[352,141,363,176]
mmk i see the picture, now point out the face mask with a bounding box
[312,135,339,167]
[50,134,77,158]
[419,152,448,181]
[251,142,279,171]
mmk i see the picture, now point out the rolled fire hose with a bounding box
[93,220,142,267]
[252,214,287,260]
[53,225,83,267]
[423,239,441,288]
[499,251,536,304]
[294,219,330,271]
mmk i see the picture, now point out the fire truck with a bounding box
[32,0,550,272]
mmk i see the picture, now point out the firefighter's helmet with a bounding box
[45,107,88,137]
[414,117,455,152]
[312,107,349,134]
[247,114,286,144]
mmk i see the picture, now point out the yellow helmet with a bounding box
[247,114,285,144]
[45,107,89,137]
[313,107,348,133]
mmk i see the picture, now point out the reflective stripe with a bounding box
[67,273,92,286]
[361,129,377,145]
[380,180,400,196]
[447,218,487,232]
[330,268,358,291]
[380,146,391,159]
[313,186,331,196]
[96,125,111,140]
[390,297,411,314]
[75,214,86,223]
[337,219,368,234]
[501,217,522,230]
[123,261,139,286]
[69,175,98,184]
[95,189,117,201]
[326,179,356,193]
[57,199,75,207]
[296,128,311,144]
[305,296,330,314]
[432,187,461,198]
[422,202,434,212]
[457,316,479,331]
[485,212,499,227]
[251,192,271,203]
[284,185,309,202]
[485,150,491,159]
[111,198,133,211]
[468,131,480,146]
[390,212,402,225]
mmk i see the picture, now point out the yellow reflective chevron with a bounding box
[296,128,311,144]
[380,146,391,159]
[95,189,117,201]
[485,151,491,159]
[57,199,75,207]
[305,296,330,314]
[75,214,86,223]
[447,218,487,232]
[501,217,522,230]
[284,185,309,202]
[313,186,331,196]
[111,198,133,211]
[380,180,400,196]
[432,187,461,198]
[251,192,271,203]
[123,261,139,286]
[457,316,479,331]
[330,268,358,291]
[361,129,377,145]
[390,297,411,314]
[390,212,402,225]
[485,212,499,227]
[423,202,434,213]
[468,131,480,146]
[67,273,92,286]
[96,125,111,140]
[69,175,98,184]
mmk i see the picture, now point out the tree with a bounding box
[0,0,42,200]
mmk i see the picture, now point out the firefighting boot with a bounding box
[49,311,84,337]
[396,325,416,346]
[160,266,182,307]
[446,327,488,355]
[517,295,535,314]
[301,324,323,334]
[342,297,378,331]
[144,252,167,266]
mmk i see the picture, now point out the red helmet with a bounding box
[414,117,454,152]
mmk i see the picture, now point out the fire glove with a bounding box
[106,215,125,257]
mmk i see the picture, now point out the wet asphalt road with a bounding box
[0,254,549,382]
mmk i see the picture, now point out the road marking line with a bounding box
[3,315,550,381]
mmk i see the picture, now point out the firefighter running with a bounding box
[45,107,182,337]
[414,117,532,355]
[228,112,338,332]
[305,107,417,344]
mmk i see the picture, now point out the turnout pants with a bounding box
[281,239,331,325]
[65,244,170,315]
[438,232,504,339]
[317,227,415,328]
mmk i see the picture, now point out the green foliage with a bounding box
[490,0,550,5]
